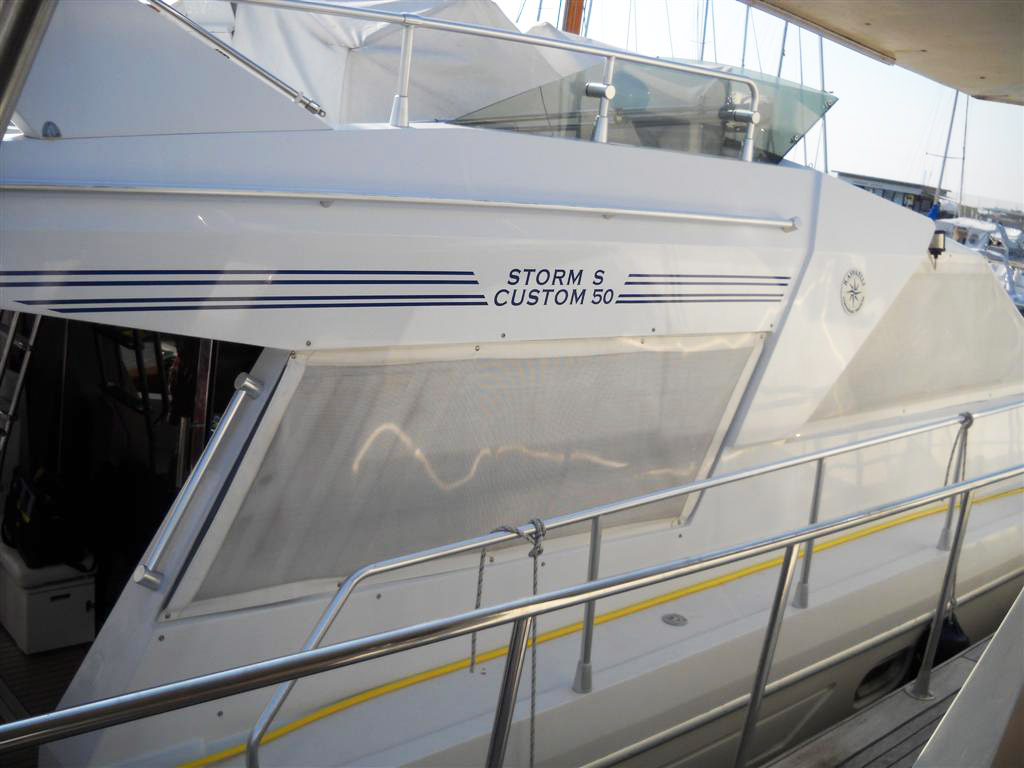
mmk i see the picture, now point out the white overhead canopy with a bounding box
[743,0,1024,106]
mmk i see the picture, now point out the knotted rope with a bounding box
[469,519,547,768]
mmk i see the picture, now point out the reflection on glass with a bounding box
[454,59,835,164]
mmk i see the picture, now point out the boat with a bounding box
[934,217,1024,311]
[0,1,1021,766]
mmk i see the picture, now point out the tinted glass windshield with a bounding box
[455,59,834,164]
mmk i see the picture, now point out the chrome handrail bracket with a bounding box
[589,56,616,144]
[388,22,415,127]
[133,373,263,591]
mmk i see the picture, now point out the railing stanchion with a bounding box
[938,414,972,550]
[792,458,824,609]
[246,569,364,768]
[734,543,798,768]
[486,616,534,768]
[389,22,415,127]
[590,56,616,143]
[573,516,603,693]
[910,487,974,700]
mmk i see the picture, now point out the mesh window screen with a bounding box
[196,339,754,601]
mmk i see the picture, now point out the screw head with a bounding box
[662,613,688,627]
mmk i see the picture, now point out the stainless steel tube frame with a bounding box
[573,516,603,693]
[792,457,825,609]
[246,399,1020,759]
[938,414,972,550]
[388,23,415,127]
[236,0,761,138]
[591,56,616,144]
[909,484,975,700]
[133,373,263,590]
[0,465,1019,754]
[146,0,325,117]
[485,617,534,768]
[733,544,798,768]
[580,565,1024,768]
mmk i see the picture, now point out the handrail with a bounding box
[133,374,263,590]
[0,182,802,232]
[0,465,1020,759]
[144,0,326,116]
[229,0,762,159]
[245,397,1022,763]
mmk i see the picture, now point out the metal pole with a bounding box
[148,0,324,116]
[740,6,749,69]
[776,21,788,78]
[909,488,974,699]
[389,23,415,127]
[932,90,960,209]
[247,568,366,768]
[734,544,798,768]
[0,0,56,132]
[699,0,709,62]
[958,97,969,210]
[819,35,829,174]
[485,616,535,768]
[573,516,602,693]
[133,374,262,590]
[590,55,615,144]
[792,458,824,608]
[938,416,971,550]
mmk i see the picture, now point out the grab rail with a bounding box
[145,0,326,116]
[0,465,1020,767]
[245,397,1021,765]
[153,0,762,159]
[133,374,263,590]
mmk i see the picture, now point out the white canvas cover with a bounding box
[231,0,568,124]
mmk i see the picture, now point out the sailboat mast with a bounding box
[699,0,709,61]
[931,89,960,216]
[741,5,749,68]
[561,0,584,34]
[959,97,969,209]
[776,21,788,77]
[819,35,829,174]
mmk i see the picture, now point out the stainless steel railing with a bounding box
[0,465,1020,767]
[145,0,326,116]
[149,0,762,159]
[133,373,263,590]
[244,398,1020,765]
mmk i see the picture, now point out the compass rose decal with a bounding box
[840,269,866,314]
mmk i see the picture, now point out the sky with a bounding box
[494,0,1024,210]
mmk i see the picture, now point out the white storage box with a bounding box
[0,541,95,654]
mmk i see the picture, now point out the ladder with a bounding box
[0,310,42,473]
